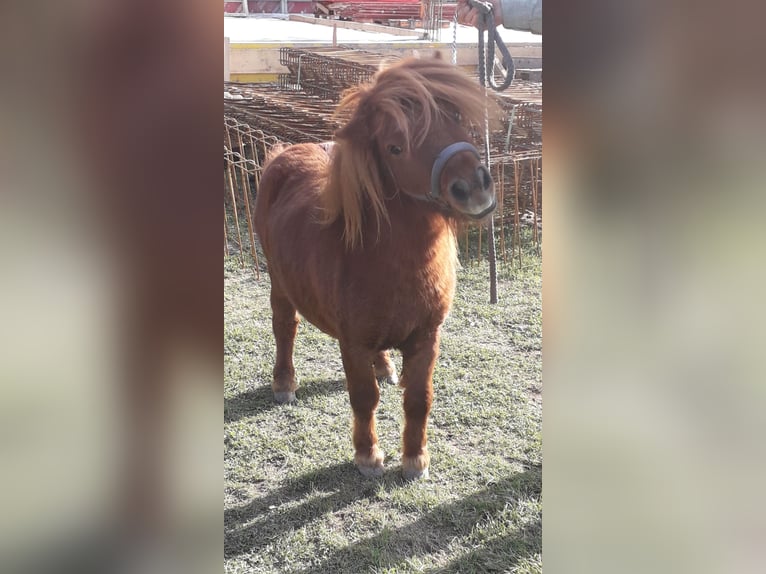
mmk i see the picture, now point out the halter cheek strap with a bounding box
[429,142,481,200]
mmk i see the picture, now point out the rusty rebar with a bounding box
[223,48,542,267]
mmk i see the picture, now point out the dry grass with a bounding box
[224,251,541,573]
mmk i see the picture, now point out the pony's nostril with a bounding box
[449,180,470,202]
[477,166,492,190]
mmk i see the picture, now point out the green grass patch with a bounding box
[225,255,541,573]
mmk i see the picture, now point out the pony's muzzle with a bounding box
[446,164,496,219]
[477,165,492,190]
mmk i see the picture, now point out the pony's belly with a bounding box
[338,291,453,352]
[274,273,340,339]
[330,256,456,352]
[294,305,338,339]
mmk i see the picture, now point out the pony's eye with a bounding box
[388,145,403,156]
[453,111,462,122]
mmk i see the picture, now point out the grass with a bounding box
[224,250,541,574]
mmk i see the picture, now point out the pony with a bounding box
[254,55,496,480]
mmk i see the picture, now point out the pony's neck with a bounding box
[378,194,457,247]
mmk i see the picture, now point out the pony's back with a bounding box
[254,143,332,251]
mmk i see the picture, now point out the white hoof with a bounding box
[273,391,296,404]
[402,466,429,481]
[377,371,399,386]
[357,463,385,478]
[355,448,385,478]
[402,452,430,480]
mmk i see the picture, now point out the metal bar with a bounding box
[224,127,246,267]
[235,128,260,279]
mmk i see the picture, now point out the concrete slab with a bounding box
[225,15,420,42]
[224,15,542,45]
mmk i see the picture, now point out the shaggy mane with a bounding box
[321,56,493,249]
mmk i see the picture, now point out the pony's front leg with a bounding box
[270,289,300,403]
[340,344,384,477]
[400,332,439,480]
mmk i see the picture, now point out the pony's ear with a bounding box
[335,113,369,143]
[334,85,371,142]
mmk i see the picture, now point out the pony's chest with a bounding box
[408,257,456,307]
[337,221,458,347]
[379,242,457,324]
[404,223,456,284]
[364,258,455,350]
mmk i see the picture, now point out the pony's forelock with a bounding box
[322,57,492,249]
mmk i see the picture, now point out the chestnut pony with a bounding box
[254,56,496,480]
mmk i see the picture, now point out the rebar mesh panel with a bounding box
[224,46,543,262]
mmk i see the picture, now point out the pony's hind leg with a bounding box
[399,332,440,480]
[270,289,299,403]
[341,344,385,477]
[373,350,398,385]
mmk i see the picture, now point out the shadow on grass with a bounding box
[425,520,541,573]
[224,378,347,422]
[225,462,541,571]
[294,465,542,574]
[225,460,399,558]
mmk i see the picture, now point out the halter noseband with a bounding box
[429,141,481,200]
[386,140,483,209]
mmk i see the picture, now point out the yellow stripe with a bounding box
[230,73,280,83]
[230,43,294,50]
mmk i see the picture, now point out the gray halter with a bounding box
[429,142,481,200]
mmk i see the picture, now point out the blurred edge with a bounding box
[0,1,221,573]
[3,1,766,574]
[544,1,766,573]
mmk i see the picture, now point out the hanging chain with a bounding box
[452,12,458,65]
[473,2,499,303]
[454,1,509,301]
[471,0,515,92]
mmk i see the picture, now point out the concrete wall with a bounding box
[224,37,231,81]
[226,40,542,83]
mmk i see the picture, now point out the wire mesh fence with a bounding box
[224,47,541,270]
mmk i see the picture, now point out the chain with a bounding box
[472,0,514,92]
[473,3,499,303]
[452,12,458,65]
[477,25,491,169]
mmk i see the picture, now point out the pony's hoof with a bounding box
[377,371,399,386]
[358,463,385,478]
[402,466,429,480]
[355,448,385,478]
[273,391,296,404]
[402,452,430,481]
